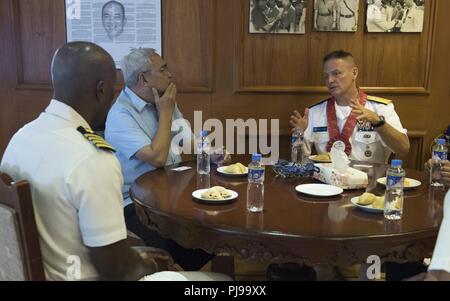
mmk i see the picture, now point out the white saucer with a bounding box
[295,184,343,197]
[216,166,248,178]
[192,188,238,204]
[376,177,421,190]
[350,197,383,214]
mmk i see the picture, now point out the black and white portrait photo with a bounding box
[366,0,425,33]
[249,0,307,34]
[102,0,127,40]
[313,0,360,32]
[66,0,162,67]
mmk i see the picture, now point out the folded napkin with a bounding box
[313,141,368,189]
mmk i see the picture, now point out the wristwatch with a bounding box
[371,116,385,128]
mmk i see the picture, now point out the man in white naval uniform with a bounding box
[0,42,229,281]
[426,189,450,280]
[406,190,450,281]
[290,50,410,164]
[289,51,412,280]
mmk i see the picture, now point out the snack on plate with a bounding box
[211,186,232,198]
[200,186,232,200]
[314,153,331,161]
[372,196,385,209]
[223,163,247,174]
[201,189,221,200]
[357,192,377,205]
[380,178,411,187]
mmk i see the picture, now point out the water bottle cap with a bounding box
[437,138,446,145]
[391,159,402,167]
[199,130,208,137]
[252,153,262,161]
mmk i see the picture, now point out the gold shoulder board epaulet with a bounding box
[367,96,392,105]
[308,98,328,109]
[77,126,116,153]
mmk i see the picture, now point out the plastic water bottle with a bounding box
[430,138,448,187]
[384,159,405,220]
[196,130,210,175]
[291,127,306,164]
[247,153,265,213]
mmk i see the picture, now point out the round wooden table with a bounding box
[130,160,445,272]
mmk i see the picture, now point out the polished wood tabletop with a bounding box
[130,159,446,267]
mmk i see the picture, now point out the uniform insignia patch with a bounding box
[367,96,392,105]
[77,126,116,152]
[357,120,374,132]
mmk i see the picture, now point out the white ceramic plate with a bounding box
[216,166,248,178]
[377,177,421,190]
[295,184,343,197]
[308,155,332,163]
[192,188,238,204]
[350,197,383,214]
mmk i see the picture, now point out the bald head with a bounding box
[51,42,116,130]
[51,42,115,102]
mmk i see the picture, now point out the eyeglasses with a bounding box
[139,66,170,82]
[141,67,169,76]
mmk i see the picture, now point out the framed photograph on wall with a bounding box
[65,0,162,68]
[366,0,425,33]
[313,0,359,32]
[249,0,308,34]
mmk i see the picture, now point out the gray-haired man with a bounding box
[105,48,214,271]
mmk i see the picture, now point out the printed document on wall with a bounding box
[66,0,162,68]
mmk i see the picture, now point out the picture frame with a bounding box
[65,0,163,68]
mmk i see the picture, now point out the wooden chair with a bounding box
[0,173,45,281]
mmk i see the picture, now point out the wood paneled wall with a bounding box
[1,0,449,169]
[237,0,433,93]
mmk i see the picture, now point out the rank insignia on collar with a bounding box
[367,96,392,105]
[77,126,116,153]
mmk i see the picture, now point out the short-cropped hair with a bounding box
[323,50,354,63]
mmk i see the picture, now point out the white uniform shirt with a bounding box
[428,191,450,273]
[0,99,127,281]
[303,98,408,164]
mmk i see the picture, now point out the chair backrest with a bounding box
[0,173,45,281]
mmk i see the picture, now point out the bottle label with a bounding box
[249,169,264,180]
[433,151,447,161]
[291,136,300,145]
[386,175,403,189]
